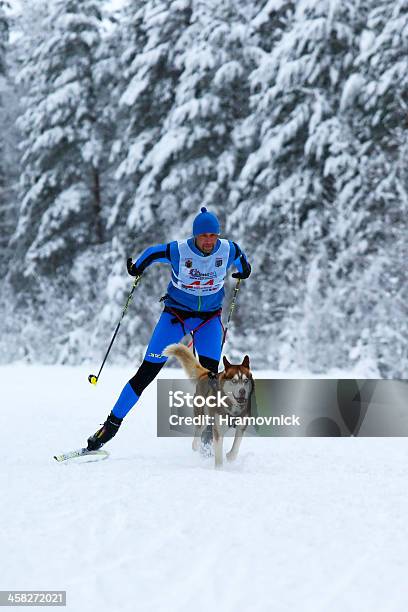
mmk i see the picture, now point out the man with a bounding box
[86,207,251,450]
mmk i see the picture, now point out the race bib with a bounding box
[172,239,230,295]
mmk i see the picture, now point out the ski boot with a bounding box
[87,413,123,451]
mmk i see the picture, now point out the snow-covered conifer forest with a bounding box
[0,0,407,376]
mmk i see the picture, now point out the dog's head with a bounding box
[219,355,254,414]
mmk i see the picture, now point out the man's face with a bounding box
[195,233,219,253]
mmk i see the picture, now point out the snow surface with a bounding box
[1,364,408,612]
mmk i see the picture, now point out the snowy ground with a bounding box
[1,364,408,612]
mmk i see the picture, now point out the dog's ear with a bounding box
[223,355,231,369]
[242,355,250,368]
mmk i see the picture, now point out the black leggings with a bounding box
[129,354,219,396]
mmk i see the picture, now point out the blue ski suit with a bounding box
[111,237,251,419]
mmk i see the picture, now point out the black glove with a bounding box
[127,258,143,277]
[232,263,251,280]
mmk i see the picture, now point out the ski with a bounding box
[53,448,109,463]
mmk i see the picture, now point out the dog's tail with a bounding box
[163,344,209,379]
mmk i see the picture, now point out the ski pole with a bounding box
[221,278,241,350]
[88,275,142,385]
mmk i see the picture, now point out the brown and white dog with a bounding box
[163,344,254,468]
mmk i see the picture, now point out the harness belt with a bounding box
[163,305,221,323]
[160,295,224,352]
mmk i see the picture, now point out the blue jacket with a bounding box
[134,238,250,312]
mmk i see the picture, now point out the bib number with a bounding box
[184,279,214,288]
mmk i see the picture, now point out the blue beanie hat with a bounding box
[193,207,220,236]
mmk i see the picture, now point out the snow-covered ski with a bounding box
[53,448,109,463]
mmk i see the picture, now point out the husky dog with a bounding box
[163,344,254,468]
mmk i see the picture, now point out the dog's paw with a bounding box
[199,441,214,458]
[226,451,237,463]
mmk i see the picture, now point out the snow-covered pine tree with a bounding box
[144,0,259,238]
[0,0,6,74]
[112,0,260,238]
[0,0,9,273]
[11,0,107,279]
[344,0,408,376]
[231,0,369,371]
[227,0,296,366]
[91,4,123,237]
[1,0,124,364]
[109,0,192,243]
